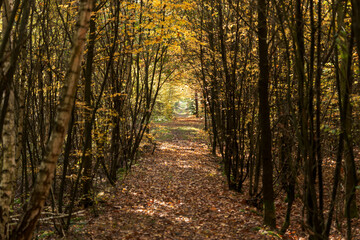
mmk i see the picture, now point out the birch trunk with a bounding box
[0,89,15,240]
[0,1,16,238]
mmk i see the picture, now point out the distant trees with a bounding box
[190,0,359,238]
[0,0,189,238]
[12,1,94,239]
[0,0,359,239]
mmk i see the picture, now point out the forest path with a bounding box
[80,116,274,239]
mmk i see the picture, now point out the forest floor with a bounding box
[48,116,359,240]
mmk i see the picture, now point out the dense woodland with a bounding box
[0,0,359,239]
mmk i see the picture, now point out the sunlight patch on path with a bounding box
[81,117,273,239]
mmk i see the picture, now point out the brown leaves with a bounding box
[65,117,317,239]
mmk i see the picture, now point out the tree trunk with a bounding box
[336,1,358,219]
[195,91,199,117]
[0,89,15,240]
[257,0,276,228]
[11,1,93,239]
[352,0,360,63]
[0,1,14,238]
[81,0,97,207]
[0,0,28,238]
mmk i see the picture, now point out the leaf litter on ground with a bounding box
[49,116,358,240]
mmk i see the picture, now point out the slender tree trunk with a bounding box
[195,91,199,117]
[11,1,93,239]
[81,0,97,207]
[0,1,27,238]
[352,0,360,62]
[0,89,15,240]
[315,0,324,224]
[0,1,15,238]
[257,0,276,228]
[58,107,75,214]
[336,0,358,219]
[217,0,233,188]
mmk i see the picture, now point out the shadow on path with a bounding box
[80,116,274,239]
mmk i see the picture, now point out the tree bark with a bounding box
[0,1,15,238]
[81,0,97,207]
[0,89,15,240]
[11,1,93,239]
[336,1,358,219]
[195,91,199,117]
[0,1,27,238]
[257,0,276,228]
[352,0,360,63]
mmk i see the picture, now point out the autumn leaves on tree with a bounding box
[0,0,360,239]
[191,0,360,239]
